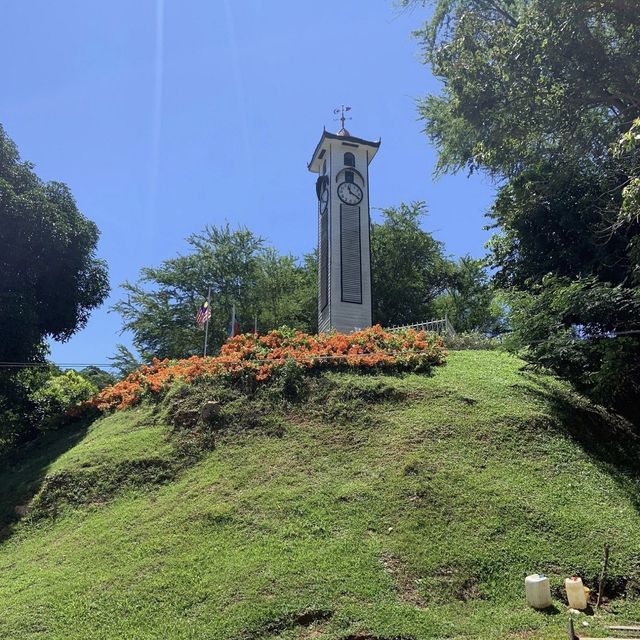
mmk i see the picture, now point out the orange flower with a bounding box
[90,325,447,411]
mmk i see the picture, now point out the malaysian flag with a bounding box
[196,300,211,329]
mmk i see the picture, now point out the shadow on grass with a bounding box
[516,373,640,512]
[539,604,562,616]
[0,418,91,541]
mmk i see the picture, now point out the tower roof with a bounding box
[308,130,381,173]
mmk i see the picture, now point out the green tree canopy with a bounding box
[371,202,450,326]
[0,124,109,453]
[78,366,116,391]
[0,125,109,363]
[113,224,316,360]
[30,370,97,431]
[433,255,506,334]
[410,0,640,177]
[407,0,640,415]
[371,202,501,332]
[108,344,141,380]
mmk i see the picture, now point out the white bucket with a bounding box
[525,573,552,609]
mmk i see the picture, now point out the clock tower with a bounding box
[308,114,380,334]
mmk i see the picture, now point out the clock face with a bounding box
[337,181,363,205]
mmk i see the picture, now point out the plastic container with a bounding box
[565,576,588,610]
[525,573,552,609]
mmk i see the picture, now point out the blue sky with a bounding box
[2,0,495,367]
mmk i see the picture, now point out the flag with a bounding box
[196,300,211,329]
[227,303,239,337]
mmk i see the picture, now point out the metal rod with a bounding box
[203,286,211,357]
[597,543,610,610]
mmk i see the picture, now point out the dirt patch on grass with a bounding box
[380,552,427,608]
[422,565,486,604]
[241,609,333,639]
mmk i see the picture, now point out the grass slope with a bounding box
[1,351,640,640]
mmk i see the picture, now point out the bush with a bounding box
[443,332,499,351]
[91,325,447,412]
[30,371,98,430]
[0,366,58,456]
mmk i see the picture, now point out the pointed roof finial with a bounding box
[333,104,352,136]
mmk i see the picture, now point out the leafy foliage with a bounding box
[411,0,640,177]
[371,202,450,326]
[0,124,108,451]
[372,202,502,332]
[77,366,115,391]
[90,325,447,411]
[30,371,98,431]
[507,277,640,415]
[443,331,500,350]
[0,125,109,363]
[433,255,506,333]
[409,0,640,415]
[613,117,640,268]
[108,344,140,380]
[113,224,317,360]
[488,163,634,289]
[0,365,59,455]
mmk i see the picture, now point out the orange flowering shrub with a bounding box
[90,325,446,412]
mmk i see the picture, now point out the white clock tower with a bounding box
[308,111,380,334]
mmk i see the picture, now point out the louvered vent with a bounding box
[340,204,362,304]
[320,210,328,310]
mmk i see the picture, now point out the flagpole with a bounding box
[203,286,211,357]
[231,302,236,337]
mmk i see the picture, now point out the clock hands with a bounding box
[337,182,362,204]
[347,185,361,201]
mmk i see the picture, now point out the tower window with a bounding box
[345,170,354,183]
[322,159,327,175]
[344,152,355,167]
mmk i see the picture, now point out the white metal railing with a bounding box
[386,315,456,336]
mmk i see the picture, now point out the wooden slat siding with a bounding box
[320,209,328,310]
[340,204,362,304]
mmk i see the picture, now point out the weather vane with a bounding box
[333,105,352,130]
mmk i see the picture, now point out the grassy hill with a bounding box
[2,351,640,640]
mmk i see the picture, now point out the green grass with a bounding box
[1,351,640,639]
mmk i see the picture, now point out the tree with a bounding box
[0,365,59,455]
[371,202,451,326]
[108,344,141,380]
[434,255,506,334]
[407,0,640,415]
[0,125,109,452]
[113,224,317,360]
[370,202,500,331]
[0,125,109,364]
[78,366,116,390]
[410,0,640,177]
[255,249,318,335]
